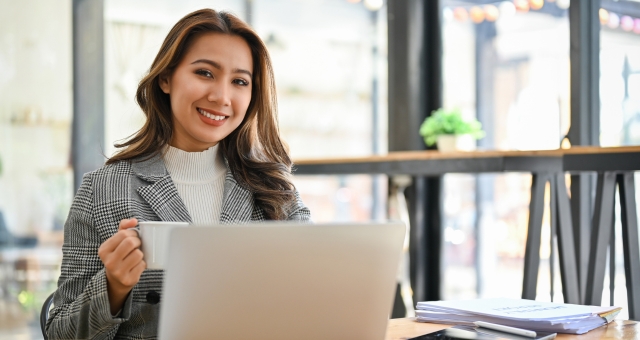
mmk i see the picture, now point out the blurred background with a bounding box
[0,0,639,338]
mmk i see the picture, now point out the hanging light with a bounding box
[484,4,500,22]
[621,15,634,31]
[634,18,640,34]
[363,0,383,11]
[530,0,544,10]
[556,0,570,10]
[599,9,610,25]
[608,13,620,29]
[453,7,469,22]
[514,0,530,12]
[499,1,517,18]
[470,6,485,23]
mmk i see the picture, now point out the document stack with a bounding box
[416,298,621,334]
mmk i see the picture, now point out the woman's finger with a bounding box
[99,231,128,255]
[112,235,142,260]
[99,219,139,254]
[130,260,147,277]
[121,249,144,270]
[119,218,138,230]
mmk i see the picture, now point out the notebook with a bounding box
[157,222,405,340]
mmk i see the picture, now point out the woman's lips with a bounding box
[197,107,228,127]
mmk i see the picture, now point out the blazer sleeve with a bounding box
[46,172,133,340]
[287,190,312,222]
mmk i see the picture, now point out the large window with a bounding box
[252,0,389,222]
[0,0,73,336]
[600,0,640,146]
[440,0,640,321]
[440,0,570,303]
[599,0,640,322]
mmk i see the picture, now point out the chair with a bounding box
[40,292,55,340]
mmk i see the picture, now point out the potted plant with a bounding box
[419,108,485,151]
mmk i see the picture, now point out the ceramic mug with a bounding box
[135,221,189,270]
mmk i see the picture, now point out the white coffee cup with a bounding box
[135,221,189,270]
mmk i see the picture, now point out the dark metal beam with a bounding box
[387,0,442,303]
[564,152,640,171]
[568,0,600,143]
[585,172,616,306]
[388,0,428,152]
[293,155,562,176]
[554,173,581,304]
[522,173,549,300]
[72,0,105,192]
[618,172,640,320]
[568,0,600,303]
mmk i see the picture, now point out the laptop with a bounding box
[158,222,405,340]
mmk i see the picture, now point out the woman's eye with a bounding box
[195,69,213,78]
[233,78,249,86]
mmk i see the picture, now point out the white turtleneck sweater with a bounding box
[162,145,227,224]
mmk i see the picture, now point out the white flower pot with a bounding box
[436,134,476,152]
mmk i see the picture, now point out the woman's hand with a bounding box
[98,218,146,315]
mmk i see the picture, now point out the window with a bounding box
[600,0,640,147]
[440,0,571,303]
[0,0,73,335]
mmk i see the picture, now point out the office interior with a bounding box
[0,0,639,338]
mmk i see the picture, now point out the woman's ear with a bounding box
[159,72,171,94]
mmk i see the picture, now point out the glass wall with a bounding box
[600,0,640,147]
[251,0,389,222]
[440,0,640,321]
[0,0,73,336]
[599,0,640,322]
[440,0,570,303]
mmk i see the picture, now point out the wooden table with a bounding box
[385,318,640,340]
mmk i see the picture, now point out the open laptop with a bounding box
[158,222,405,340]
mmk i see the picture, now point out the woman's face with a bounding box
[160,32,253,152]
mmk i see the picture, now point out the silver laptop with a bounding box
[158,222,405,340]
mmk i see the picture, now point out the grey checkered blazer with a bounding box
[46,153,311,340]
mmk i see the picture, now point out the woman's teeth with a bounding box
[198,108,226,121]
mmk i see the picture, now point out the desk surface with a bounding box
[385,318,640,340]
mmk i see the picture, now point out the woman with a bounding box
[46,9,310,339]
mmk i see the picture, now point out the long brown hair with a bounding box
[107,9,296,220]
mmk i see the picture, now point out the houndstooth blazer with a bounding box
[45,153,311,340]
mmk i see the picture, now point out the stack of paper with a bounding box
[415,298,621,334]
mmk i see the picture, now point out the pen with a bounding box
[473,321,537,338]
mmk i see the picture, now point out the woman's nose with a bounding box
[207,82,231,106]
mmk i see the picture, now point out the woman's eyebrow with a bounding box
[191,59,252,78]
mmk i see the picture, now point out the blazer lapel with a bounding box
[219,169,254,224]
[131,153,192,223]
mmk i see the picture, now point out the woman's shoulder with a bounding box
[83,159,133,180]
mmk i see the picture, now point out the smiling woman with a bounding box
[45,9,310,340]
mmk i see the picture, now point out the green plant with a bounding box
[419,108,485,146]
